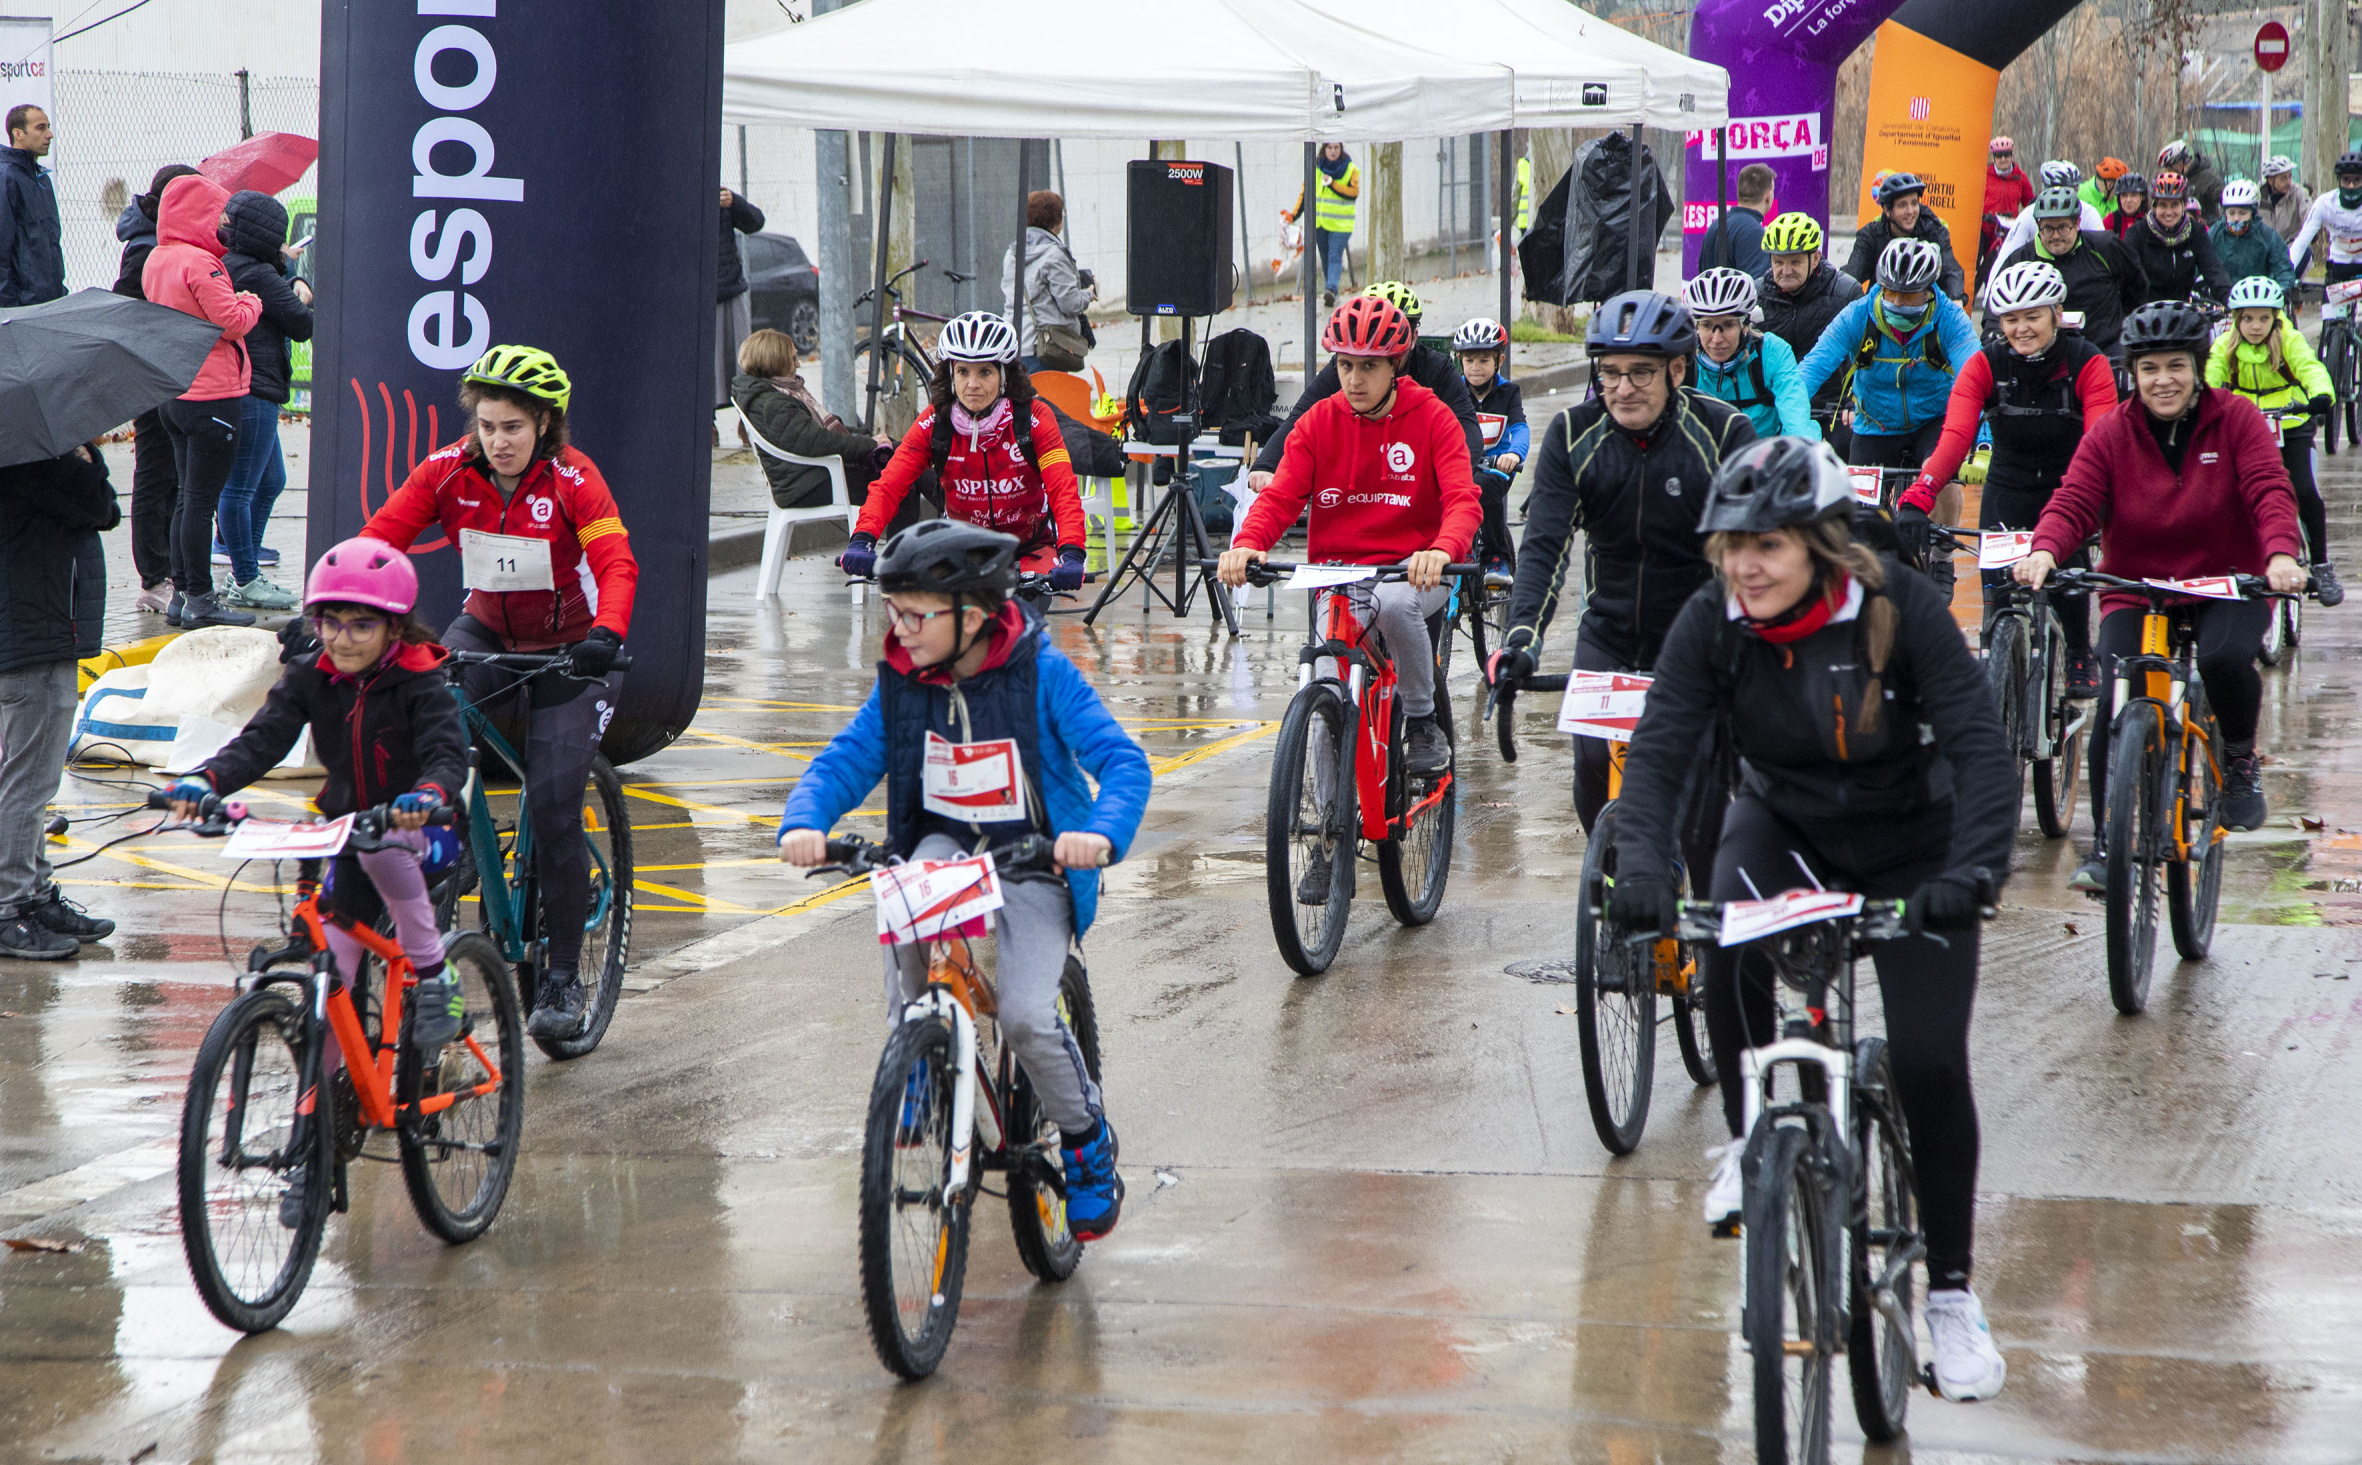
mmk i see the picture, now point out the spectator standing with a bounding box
[730,327,897,509]
[143,172,262,629]
[1000,190,1096,374]
[1,104,64,307]
[716,187,766,417]
[1285,142,1360,308]
[1698,163,1774,276]
[0,445,120,958]
[112,162,199,615]
[215,189,313,611]
[1980,137,2036,279]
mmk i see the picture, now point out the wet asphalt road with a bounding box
[6,408,2362,1462]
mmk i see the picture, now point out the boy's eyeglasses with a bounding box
[312,614,387,642]
[880,601,955,633]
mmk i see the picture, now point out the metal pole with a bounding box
[814,0,858,424]
[1236,141,1253,307]
[237,69,252,140]
[864,132,898,432]
[2262,68,2273,185]
[1013,143,1031,368]
[1498,129,1513,365]
[1714,127,1728,270]
[1303,141,1319,384]
[1624,124,1647,293]
[737,124,749,199]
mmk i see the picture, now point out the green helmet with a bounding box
[2031,185,2082,222]
[1363,280,1423,325]
[463,344,571,412]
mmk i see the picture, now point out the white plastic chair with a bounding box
[737,405,860,601]
[1077,472,1126,562]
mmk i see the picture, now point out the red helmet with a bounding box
[2151,171,2188,201]
[1321,295,1415,360]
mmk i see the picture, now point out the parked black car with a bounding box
[745,232,819,352]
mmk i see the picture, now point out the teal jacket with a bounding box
[2210,218,2298,299]
[1691,331,1819,441]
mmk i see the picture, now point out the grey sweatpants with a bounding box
[886,832,1101,1135]
[0,660,78,919]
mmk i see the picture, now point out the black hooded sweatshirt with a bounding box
[199,642,468,816]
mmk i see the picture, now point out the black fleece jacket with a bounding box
[200,643,468,817]
[0,448,117,675]
[1251,343,1484,475]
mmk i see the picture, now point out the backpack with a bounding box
[1123,338,1200,446]
[1198,329,1278,446]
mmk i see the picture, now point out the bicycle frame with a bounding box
[1297,589,1449,844]
[448,687,618,966]
[2111,606,2220,865]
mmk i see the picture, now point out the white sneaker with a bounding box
[1924,1287,2008,1401]
[1702,1139,1744,1232]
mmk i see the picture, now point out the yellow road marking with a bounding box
[617,786,776,825]
[1149,720,1279,775]
[632,879,760,914]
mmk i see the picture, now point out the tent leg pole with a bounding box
[1237,141,1253,307]
[1498,128,1513,368]
[865,133,898,434]
[1625,123,1646,294]
[1014,143,1031,373]
[1303,141,1319,388]
[1714,127,1728,268]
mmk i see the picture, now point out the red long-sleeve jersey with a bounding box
[855,398,1085,551]
[1900,347,2118,511]
[1234,378,1481,563]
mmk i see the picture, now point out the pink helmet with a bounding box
[304,536,418,615]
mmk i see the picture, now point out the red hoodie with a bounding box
[141,174,261,402]
[1234,376,1481,563]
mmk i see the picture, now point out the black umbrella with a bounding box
[0,288,226,470]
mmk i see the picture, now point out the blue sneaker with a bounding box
[256,545,281,567]
[1059,1119,1124,1240]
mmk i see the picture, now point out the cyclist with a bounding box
[2206,275,2345,604]
[1979,136,2035,281]
[2263,156,2310,266]
[2104,172,2150,239]
[361,345,639,1042]
[2125,172,2230,307]
[1991,160,2105,267]
[2285,152,2362,305]
[1992,185,2147,362]
[1897,259,2116,695]
[776,520,1151,1241]
[1606,436,2015,1402]
[843,311,1087,591]
[1842,171,1966,301]
[1217,295,1481,779]
[1683,267,1817,440]
[2015,301,2311,886]
[1754,212,1863,449]
[2158,138,2224,222]
[1451,316,1527,585]
[1247,281,1483,494]
[1491,290,1756,835]
[1799,238,1976,466]
[2081,157,2129,217]
[2212,179,2299,300]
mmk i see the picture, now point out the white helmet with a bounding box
[1451,317,1508,352]
[1876,237,1945,293]
[2040,159,2081,189]
[1985,260,2068,313]
[2264,154,2296,179]
[936,310,1020,363]
[2227,275,2286,312]
[2220,178,2261,209]
[1682,267,1758,320]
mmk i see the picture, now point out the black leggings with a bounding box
[1979,480,2089,654]
[2087,599,2270,832]
[159,397,240,596]
[2283,428,2330,564]
[1704,794,1982,1291]
[1478,470,1517,569]
[1845,419,1945,469]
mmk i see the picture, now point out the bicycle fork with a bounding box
[900,989,998,1207]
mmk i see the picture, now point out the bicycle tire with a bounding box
[1574,804,1657,1155]
[397,933,525,1243]
[851,336,935,435]
[2259,593,2286,667]
[2286,594,2303,652]
[2168,704,2225,961]
[1380,633,1456,926]
[2329,326,2351,456]
[532,754,634,1061]
[1983,613,2030,833]
[177,987,329,1333]
[859,1015,969,1378]
[1673,988,1718,1086]
[2032,613,2081,841]
[1847,1039,1918,1444]
[2104,700,2167,1015]
[1746,1123,1836,1465]
[1007,956,1101,1283]
[1266,681,1355,975]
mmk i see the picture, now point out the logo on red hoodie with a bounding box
[1384,442,1416,474]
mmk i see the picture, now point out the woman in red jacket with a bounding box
[840,311,1087,591]
[2015,301,2309,885]
[362,345,639,1042]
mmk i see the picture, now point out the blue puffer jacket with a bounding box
[779,604,1151,934]
[1797,287,1979,438]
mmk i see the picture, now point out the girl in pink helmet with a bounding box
[166,538,472,1103]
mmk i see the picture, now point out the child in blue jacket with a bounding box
[1453,317,1527,584]
[777,520,1151,1238]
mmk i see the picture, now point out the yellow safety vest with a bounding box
[1516,156,1533,231]
[1316,162,1360,233]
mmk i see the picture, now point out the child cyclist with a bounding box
[2205,276,2347,605]
[1452,316,1527,586]
[840,311,1090,592]
[165,539,468,1072]
[776,520,1151,1239]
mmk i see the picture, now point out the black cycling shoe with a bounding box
[2069,843,2107,894]
[1404,714,1452,776]
[409,966,464,1050]
[2222,743,2266,831]
[526,968,588,1040]
[2065,649,2101,701]
[0,917,77,960]
[1296,848,1334,905]
[26,889,113,941]
[278,1165,310,1229]
[2313,562,2345,608]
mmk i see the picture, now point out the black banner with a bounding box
[1892,0,2083,74]
[311,0,726,762]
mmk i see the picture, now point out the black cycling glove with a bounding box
[1606,872,1679,936]
[1486,647,1535,687]
[568,626,623,678]
[277,616,322,665]
[840,532,878,579]
[1893,504,1933,564]
[1906,874,1983,936]
[1051,546,1088,593]
[2311,394,2336,422]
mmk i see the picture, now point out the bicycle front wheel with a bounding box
[1007,956,1101,1283]
[859,1014,969,1379]
[2168,711,2225,961]
[178,987,328,1334]
[2259,592,2286,667]
[1673,980,1718,1087]
[1574,804,1657,1155]
[1983,611,2030,833]
[1847,1039,1918,1443]
[398,933,525,1243]
[1266,681,1355,975]
[1747,1123,1836,1465]
[2104,700,2168,1014]
[533,754,634,1061]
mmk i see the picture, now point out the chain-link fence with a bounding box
[46,70,319,292]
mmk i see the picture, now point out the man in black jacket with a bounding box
[1842,173,1966,301]
[0,105,64,308]
[0,446,120,958]
[1246,283,1483,488]
[717,187,767,414]
[1995,189,2148,360]
[216,190,314,610]
[1756,212,1864,443]
[2122,174,2229,306]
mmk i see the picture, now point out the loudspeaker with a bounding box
[1127,158,1234,318]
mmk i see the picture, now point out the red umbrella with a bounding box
[199,132,319,197]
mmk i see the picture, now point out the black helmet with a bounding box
[1697,437,1855,535]
[1586,289,1695,358]
[2118,299,2212,360]
[1873,171,1926,207]
[2338,151,2362,176]
[875,519,1021,598]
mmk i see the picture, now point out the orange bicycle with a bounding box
[160,794,523,1333]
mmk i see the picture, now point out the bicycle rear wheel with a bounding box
[1008,956,1101,1282]
[2032,614,2082,841]
[1983,613,2030,833]
[2104,701,2167,1015]
[1266,682,1355,975]
[1746,1123,1836,1465]
[1847,1039,1918,1444]
[851,336,935,435]
[533,754,634,1061]
[1380,653,1456,926]
[178,987,328,1334]
[398,933,525,1243]
[2168,712,2225,961]
[1673,983,1718,1086]
[1574,804,1657,1155]
[858,1015,969,1379]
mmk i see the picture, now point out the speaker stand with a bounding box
[1083,313,1238,634]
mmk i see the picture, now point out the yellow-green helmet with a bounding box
[1363,280,1423,325]
[463,344,571,412]
[1760,212,1825,256]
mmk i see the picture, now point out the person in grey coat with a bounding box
[1001,190,1095,372]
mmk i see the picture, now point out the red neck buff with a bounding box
[1741,570,1848,644]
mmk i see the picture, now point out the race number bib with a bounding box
[1476,412,1508,447]
[922,732,1024,821]
[1848,466,1884,507]
[1977,532,2035,569]
[1556,670,1653,742]
[459,529,555,592]
[870,856,1004,945]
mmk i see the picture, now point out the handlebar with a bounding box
[143,791,456,851]
[2046,566,2318,603]
[1192,558,1483,589]
[804,831,1059,881]
[442,648,634,674]
[1483,671,1567,764]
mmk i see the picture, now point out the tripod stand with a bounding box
[1083,315,1239,634]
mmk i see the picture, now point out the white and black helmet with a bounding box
[935,310,1021,363]
[2220,178,2261,209]
[1876,237,1945,293]
[1985,259,2068,313]
[1682,267,1758,320]
[2226,275,2286,312]
[1697,437,1855,534]
[1451,317,1508,352]
[2264,154,2296,179]
[2040,159,2081,188]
